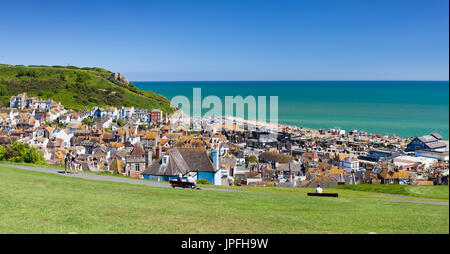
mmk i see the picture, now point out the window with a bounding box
[136,164,140,172]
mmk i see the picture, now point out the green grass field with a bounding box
[0,165,448,234]
[333,184,449,200]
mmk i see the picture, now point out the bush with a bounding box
[1,142,47,165]
[197,179,210,185]
[117,118,125,127]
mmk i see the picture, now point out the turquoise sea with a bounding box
[135,81,449,139]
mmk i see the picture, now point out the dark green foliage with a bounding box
[0,64,174,113]
[196,179,210,184]
[82,117,95,127]
[138,124,148,131]
[0,142,47,165]
[117,118,125,127]
[245,155,258,166]
[259,151,294,163]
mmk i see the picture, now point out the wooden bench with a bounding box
[307,192,339,197]
[169,180,199,189]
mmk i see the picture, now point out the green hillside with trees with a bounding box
[0,64,174,113]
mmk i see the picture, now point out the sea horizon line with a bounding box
[133,80,450,83]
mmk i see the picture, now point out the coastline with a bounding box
[172,109,449,145]
[136,80,450,140]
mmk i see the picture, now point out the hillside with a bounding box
[0,64,174,113]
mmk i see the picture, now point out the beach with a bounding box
[136,81,450,139]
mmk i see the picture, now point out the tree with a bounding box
[138,124,148,131]
[117,118,125,127]
[0,145,6,160]
[82,117,95,128]
[245,155,258,167]
[1,142,46,165]
[259,151,293,163]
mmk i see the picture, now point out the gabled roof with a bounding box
[142,148,217,176]
[430,133,443,140]
[130,142,145,156]
[418,135,438,143]
[177,147,216,173]
[425,141,447,149]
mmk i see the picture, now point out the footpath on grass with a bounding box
[1,163,244,192]
[1,163,448,206]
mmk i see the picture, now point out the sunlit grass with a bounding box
[0,166,448,234]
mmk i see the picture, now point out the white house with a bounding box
[119,106,135,120]
[52,128,73,149]
[341,158,359,173]
[134,109,148,123]
[105,107,119,119]
[129,134,141,145]
[49,110,61,122]
[33,137,49,149]
[101,117,113,129]
[59,114,71,124]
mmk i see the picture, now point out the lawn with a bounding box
[198,183,448,201]
[332,184,449,200]
[0,166,448,234]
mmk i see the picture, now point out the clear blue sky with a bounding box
[1,0,448,81]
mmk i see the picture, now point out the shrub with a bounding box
[197,179,210,185]
[1,142,47,165]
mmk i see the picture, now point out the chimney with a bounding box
[155,146,160,160]
[211,148,219,170]
[145,149,152,168]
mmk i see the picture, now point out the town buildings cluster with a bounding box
[1,93,448,186]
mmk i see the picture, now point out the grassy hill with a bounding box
[0,64,174,113]
[332,184,449,200]
[0,165,448,234]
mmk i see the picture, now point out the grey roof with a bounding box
[425,141,447,149]
[277,162,301,172]
[418,135,438,143]
[430,133,443,140]
[142,148,216,176]
[178,148,216,172]
[143,150,188,176]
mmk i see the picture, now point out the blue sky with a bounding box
[0,0,448,81]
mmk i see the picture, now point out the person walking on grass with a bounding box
[64,152,72,174]
[71,152,78,173]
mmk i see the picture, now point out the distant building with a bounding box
[9,93,53,111]
[125,142,151,177]
[340,158,359,173]
[407,133,447,151]
[119,106,134,120]
[150,109,162,123]
[358,148,402,163]
[415,150,449,162]
[91,107,107,119]
[134,109,148,122]
[9,93,27,110]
